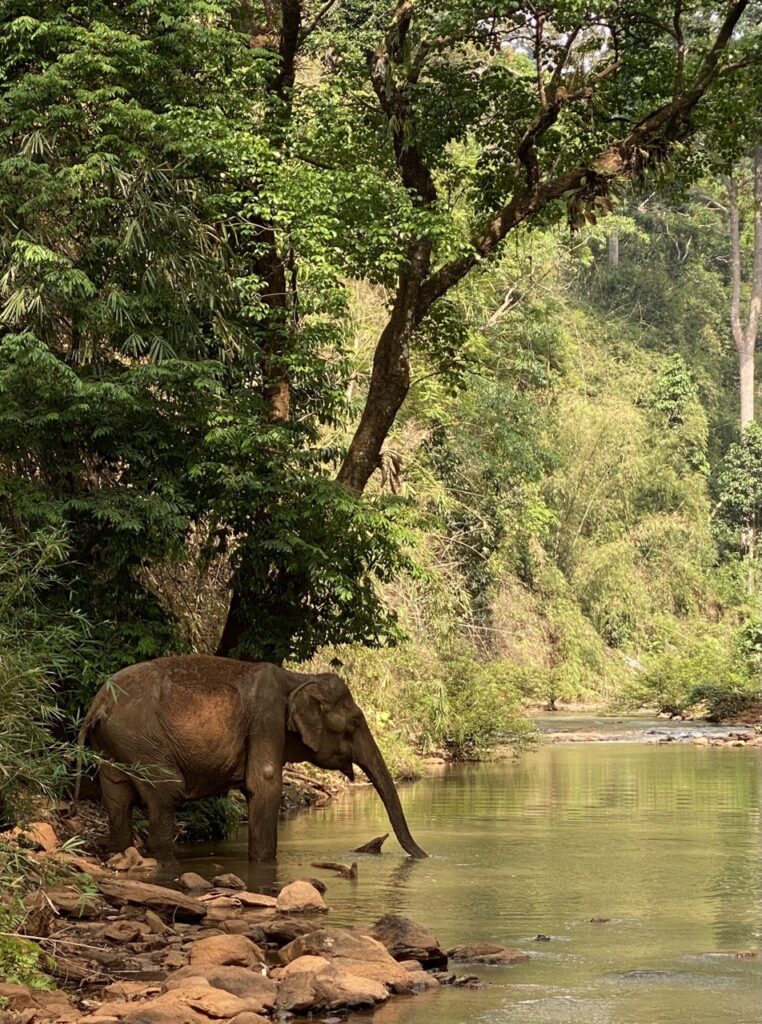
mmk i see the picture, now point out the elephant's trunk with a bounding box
[353,724,428,858]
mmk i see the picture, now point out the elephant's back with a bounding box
[88,656,254,775]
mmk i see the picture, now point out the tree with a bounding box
[219,0,760,658]
[725,147,762,429]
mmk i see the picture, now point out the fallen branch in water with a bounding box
[311,861,358,879]
[354,833,388,853]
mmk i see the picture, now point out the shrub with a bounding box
[0,936,53,990]
[624,637,758,720]
[0,528,93,824]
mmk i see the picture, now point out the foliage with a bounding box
[0,528,91,823]
[622,637,758,720]
[715,423,762,539]
[176,796,245,842]
[0,934,53,990]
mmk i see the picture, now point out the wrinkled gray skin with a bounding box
[78,654,427,863]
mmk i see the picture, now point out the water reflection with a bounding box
[179,742,762,1024]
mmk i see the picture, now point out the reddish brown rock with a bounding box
[275,880,327,914]
[275,954,389,1013]
[280,927,413,992]
[164,966,276,1015]
[187,934,264,970]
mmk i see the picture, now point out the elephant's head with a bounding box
[286,673,427,858]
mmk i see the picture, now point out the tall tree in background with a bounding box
[726,147,761,429]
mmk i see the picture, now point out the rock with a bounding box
[263,916,322,945]
[188,934,264,969]
[177,872,212,892]
[447,943,529,965]
[144,910,173,935]
[280,926,413,992]
[276,955,389,1013]
[211,873,246,890]
[23,821,59,852]
[235,891,277,909]
[162,950,187,970]
[43,886,105,918]
[408,969,440,990]
[98,879,206,921]
[434,971,486,988]
[102,982,160,1002]
[164,966,277,1015]
[121,980,246,1022]
[103,919,150,943]
[228,1015,269,1024]
[368,914,448,968]
[275,880,328,914]
[107,847,144,871]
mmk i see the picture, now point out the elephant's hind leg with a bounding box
[135,779,182,865]
[100,768,137,853]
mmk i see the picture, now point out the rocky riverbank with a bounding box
[0,827,530,1024]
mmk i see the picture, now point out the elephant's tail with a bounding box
[72,697,108,806]
[72,719,90,807]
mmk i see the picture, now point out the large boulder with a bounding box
[447,942,530,965]
[280,927,413,992]
[275,880,328,914]
[275,955,389,1013]
[188,934,264,969]
[164,966,277,1015]
[368,914,447,968]
[98,879,206,921]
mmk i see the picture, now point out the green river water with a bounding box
[179,739,762,1024]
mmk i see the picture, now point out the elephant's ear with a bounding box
[287,682,323,751]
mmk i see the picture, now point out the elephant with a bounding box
[77,654,427,863]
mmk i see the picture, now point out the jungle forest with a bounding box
[0,2,760,1022]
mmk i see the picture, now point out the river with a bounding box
[179,733,762,1024]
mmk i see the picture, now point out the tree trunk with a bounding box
[739,343,755,429]
[607,229,619,267]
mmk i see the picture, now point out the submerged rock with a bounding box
[177,872,212,891]
[447,943,529,965]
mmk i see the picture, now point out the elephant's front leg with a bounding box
[245,759,283,862]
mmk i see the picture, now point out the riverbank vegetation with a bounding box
[1,0,760,838]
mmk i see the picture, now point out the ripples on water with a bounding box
[179,742,762,1024]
